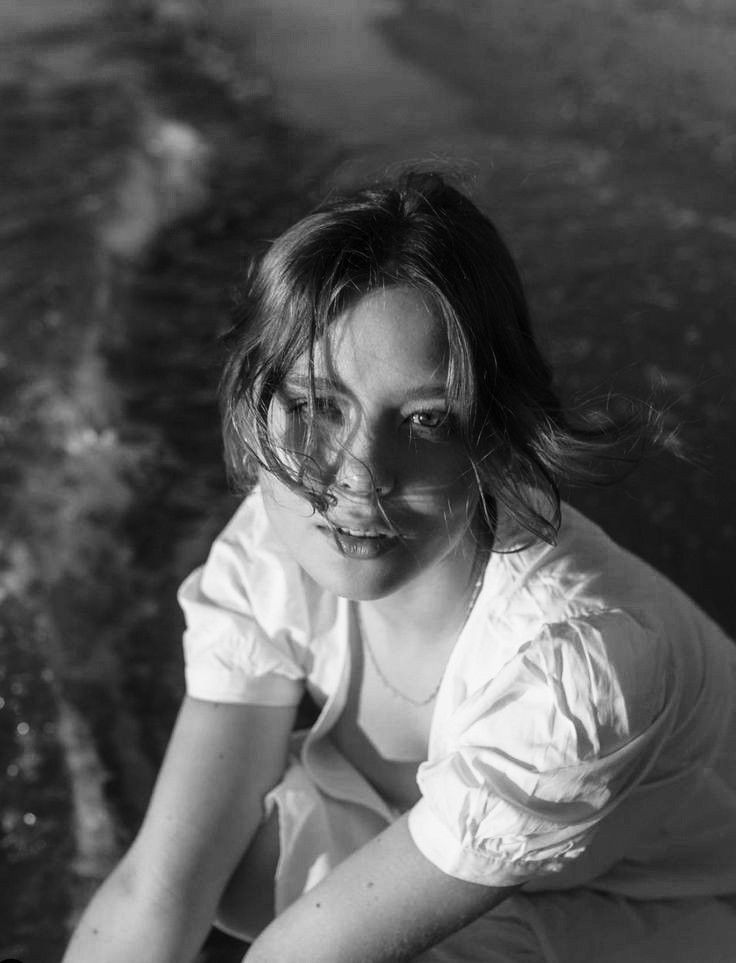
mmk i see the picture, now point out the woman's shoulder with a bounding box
[484,500,718,635]
[457,502,732,742]
[457,507,673,714]
[178,487,344,705]
[181,486,338,641]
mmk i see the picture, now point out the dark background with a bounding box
[1,1,734,958]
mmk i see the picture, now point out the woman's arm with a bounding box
[245,813,516,963]
[63,695,297,963]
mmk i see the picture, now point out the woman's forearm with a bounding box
[244,815,513,963]
[61,854,213,963]
[63,698,297,963]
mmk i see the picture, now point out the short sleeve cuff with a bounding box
[185,665,303,707]
[408,796,535,887]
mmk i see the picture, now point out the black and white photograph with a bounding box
[2,1,735,960]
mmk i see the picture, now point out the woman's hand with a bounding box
[245,813,516,963]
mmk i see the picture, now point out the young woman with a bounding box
[64,171,736,962]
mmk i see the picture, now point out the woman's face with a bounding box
[259,285,480,601]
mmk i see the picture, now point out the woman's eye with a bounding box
[409,410,447,431]
[288,397,343,422]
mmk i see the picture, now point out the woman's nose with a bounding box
[332,424,394,497]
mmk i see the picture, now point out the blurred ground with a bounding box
[0,0,734,958]
[380,0,736,627]
[0,3,331,957]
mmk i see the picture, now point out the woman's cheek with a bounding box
[401,442,473,492]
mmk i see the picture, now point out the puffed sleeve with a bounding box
[408,610,675,887]
[178,497,308,707]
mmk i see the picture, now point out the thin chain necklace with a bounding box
[358,547,487,708]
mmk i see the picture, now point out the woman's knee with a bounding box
[215,807,280,941]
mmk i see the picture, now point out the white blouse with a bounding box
[178,487,736,895]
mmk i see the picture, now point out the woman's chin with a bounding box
[297,546,415,602]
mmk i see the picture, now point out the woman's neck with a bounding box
[360,535,487,648]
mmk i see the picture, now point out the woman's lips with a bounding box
[332,523,387,538]
[318,522,400,559]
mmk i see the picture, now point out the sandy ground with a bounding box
[1,0,734,958]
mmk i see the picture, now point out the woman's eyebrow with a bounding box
[281,374,448,401]
[402,384,448,402]
[281,374,343,393]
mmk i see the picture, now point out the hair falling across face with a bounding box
[258,284,485,600]
[219,170,674,601]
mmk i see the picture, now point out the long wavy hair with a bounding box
[220,170,673,547]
